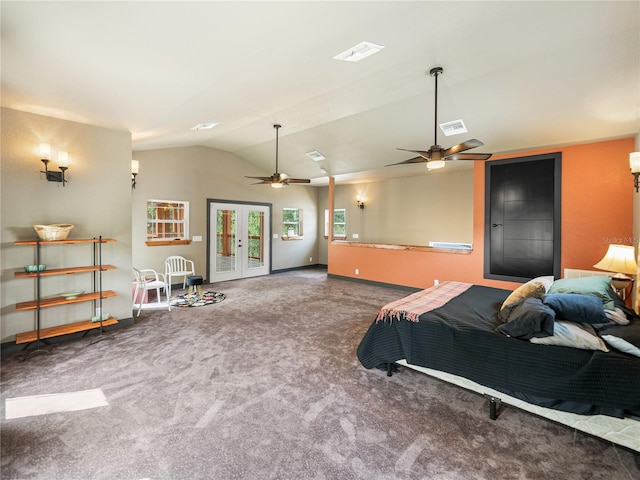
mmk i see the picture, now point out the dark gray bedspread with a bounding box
[357,285,640,417]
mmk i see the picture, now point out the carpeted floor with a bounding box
[1,269,638,479]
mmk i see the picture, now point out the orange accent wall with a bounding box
[328,137,635,290]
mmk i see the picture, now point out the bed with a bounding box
[357,278,640,452]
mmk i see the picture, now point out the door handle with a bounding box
[491,223,503,227]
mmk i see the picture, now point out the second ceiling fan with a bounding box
[246,124,310,188]
[387,66,492,169]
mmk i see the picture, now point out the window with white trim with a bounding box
[324,208,346,239]
[283,208,303,238]
[147,200,189,241]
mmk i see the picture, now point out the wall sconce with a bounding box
[593,243,638,299]
[356,194,365,209]
[630,152,640,192]
[39,143,69,186]
[131,160,139,189]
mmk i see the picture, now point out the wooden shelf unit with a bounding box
[15,265,116,279]
[15,317,119,345]
[13,237,118,348]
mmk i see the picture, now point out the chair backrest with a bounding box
[165,255,195,276]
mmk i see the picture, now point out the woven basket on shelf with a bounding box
[33,224,75,241]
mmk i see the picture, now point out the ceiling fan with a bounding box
[387,66,492,170]
[246,124,311,188]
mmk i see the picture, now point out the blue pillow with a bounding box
[543,293,609,324]
[547,276,615,310]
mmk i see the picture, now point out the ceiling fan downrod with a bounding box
[273,123,281,175]
[430,66,443,150]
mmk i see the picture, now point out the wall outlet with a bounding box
[309,257,313,262]
[192,235,202,242]
[352,233,359,239]
[434,279,439,286]
[355,268,359,275]
[273,233,278,239]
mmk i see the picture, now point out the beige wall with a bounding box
[131,146,320,277]
[317,168,473,264]
[1,108,133,343]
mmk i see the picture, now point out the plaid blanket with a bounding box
[376,281,472,323]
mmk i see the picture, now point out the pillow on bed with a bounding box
[542,293,609,324]
[530,320,609,351]
[547,276,615,310]
[500,276,553,310]
[497,297,555,339]
[597,320,640,357]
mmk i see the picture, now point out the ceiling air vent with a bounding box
[439,119,467,136]
[306,151,326,161]
[333,41,384,62]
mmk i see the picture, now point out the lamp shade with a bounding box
[593,244,638,276]
[630,152,640,173]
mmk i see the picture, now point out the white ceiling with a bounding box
[2,1,639,185]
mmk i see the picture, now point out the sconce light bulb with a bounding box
[57,151,69,168]
[630,152,640,173]
[131,160,140,174]
[39,143,51,160]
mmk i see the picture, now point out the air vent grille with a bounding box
[306,151,326,161]
[439,119,467,136]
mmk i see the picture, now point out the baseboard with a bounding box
[271,264,327,274]
[1,316,135,356]
[327,273,420,292]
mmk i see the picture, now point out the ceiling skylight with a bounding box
[191,122,219,131]
[333,41,384,62]
[306,151,326,161]
[439,119,467,136]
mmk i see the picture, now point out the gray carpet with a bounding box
[1,269,638,479]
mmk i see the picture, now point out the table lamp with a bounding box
[593,244,638,298]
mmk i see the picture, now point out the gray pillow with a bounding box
[497,298,556,340]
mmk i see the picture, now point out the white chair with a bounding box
[164,255,195,298]
[132,268,171,316]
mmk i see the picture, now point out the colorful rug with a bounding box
[170,291,225,308]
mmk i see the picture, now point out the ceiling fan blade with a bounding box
[250,180,273,185]
[446,152,493,161]
[245,176,272,182]
[284,178,311,184]
[396,148,432,160]
[443,139,484,157]
[385,156,425,167]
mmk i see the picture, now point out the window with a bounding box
[324,208,346,239]
[283,208,302,238]
[147,200,189,241]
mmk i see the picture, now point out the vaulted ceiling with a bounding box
[2,1,638,185]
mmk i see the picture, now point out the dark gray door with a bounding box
[484,153,561,282]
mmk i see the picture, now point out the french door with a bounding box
[208,201,271,282]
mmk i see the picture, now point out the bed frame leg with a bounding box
[386,363,393,377]
[486,395,501,420]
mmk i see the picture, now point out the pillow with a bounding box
[531,275,555,292]
[604,307,630,326]
[542,293,609,324]
[598,320,640,357]
[530,321,609,351]
[500,281,546,311]
[497,298,555,339]
[547,276,615,310]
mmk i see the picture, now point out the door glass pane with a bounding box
[247,209,265,269]
[216,208,237,273]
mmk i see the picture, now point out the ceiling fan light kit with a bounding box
[387,66,492,170]
[245,124,311,187]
